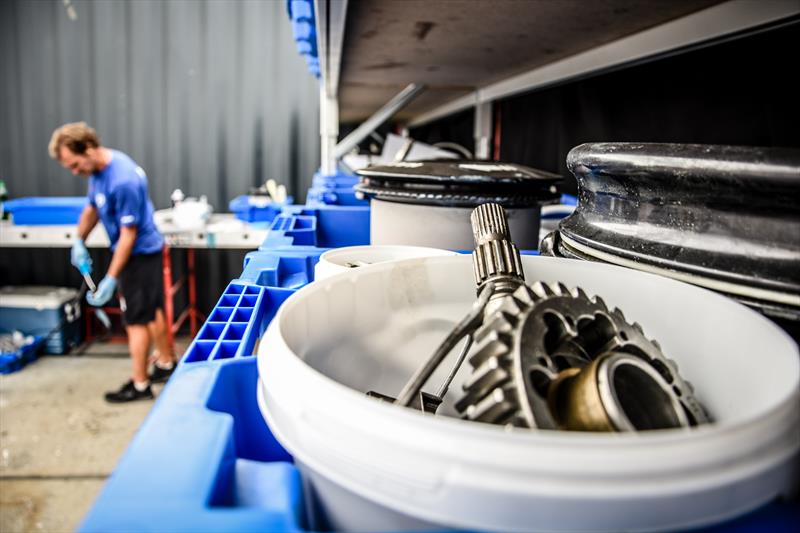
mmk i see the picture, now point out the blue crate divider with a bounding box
[80,202,800,532]
[3,196,87,225]
[306,171,368,207]
[0,335,45,374]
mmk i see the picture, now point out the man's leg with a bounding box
[127,324,151,383]
[148,308,175,365]
[105,322,154,403]
[148,307,177,383]
[105,253,155,403]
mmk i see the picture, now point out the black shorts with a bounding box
[118,251,164,325]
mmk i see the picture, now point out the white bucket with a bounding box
[369,199,542,250]
[314,245,457,281]
[257,255,800,532]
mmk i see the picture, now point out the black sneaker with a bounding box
[104,380,154,403]
[150,362,176,384]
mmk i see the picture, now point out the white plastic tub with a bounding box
[370,199,542,250]
[257,255,800,532]
[314,245,457,281]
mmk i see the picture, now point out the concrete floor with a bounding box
[0,340,187,532]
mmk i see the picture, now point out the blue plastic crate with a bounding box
[80,200,800,532]
[286,0,318,77]
[3,196,87,225]
[229,195,293,224]
[0,335,45,374]
[306,171,368,206]
[261,205,370,249]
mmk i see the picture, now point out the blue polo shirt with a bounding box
[87,150,163,255]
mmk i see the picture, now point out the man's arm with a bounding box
[77,204,99,240]
[107,225,137,279]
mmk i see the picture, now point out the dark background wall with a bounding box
[411,20,800,195]
[0,0,320,208]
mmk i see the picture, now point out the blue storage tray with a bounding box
[80,201,799,532]
[3,196,87,225]
[0,335,45,374]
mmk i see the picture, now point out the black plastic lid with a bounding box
[355,160,561,207]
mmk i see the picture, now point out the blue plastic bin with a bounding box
[306,171,368,206]
[0,335,45,374]
[229,195,293,224]
[3,196,87,225]
[261,205,370,249]
[286,0,318,77]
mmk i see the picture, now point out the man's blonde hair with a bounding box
[48,122,101,161]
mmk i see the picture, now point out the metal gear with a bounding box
[455,281,709,430]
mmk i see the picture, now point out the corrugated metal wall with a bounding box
[0,0,320,209]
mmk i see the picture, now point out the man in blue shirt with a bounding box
[49,122,176,402]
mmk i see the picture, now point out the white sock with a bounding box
[155,359,174,370]
[133,380,150,392]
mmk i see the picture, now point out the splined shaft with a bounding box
[471,204,525,300]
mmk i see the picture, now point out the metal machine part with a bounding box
[391,203,526,409]
[470,203,525,309]
[355,160,560,208]
[357,160,559,249]
[544,143,800,321]
[383,202,709,432]
[454,280,708,430]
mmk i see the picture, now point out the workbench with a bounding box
[0,213,270,344]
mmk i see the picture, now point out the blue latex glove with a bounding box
[70,240,92,275]
[87,275,117,307]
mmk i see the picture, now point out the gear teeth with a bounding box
[556,282,570,296]
[464,387,516,424]
[498,298,524,318]
[631,322,644,335]
[474,312,517,343]
[567,286,580,298]
[469,331,512,367]
[460,356,511,400]
[514,284,537,305]
[665,357,680,376]
[612,307,626,322]
[651,338,662,351]
[531,282,551,299]
[594,296,608,311]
